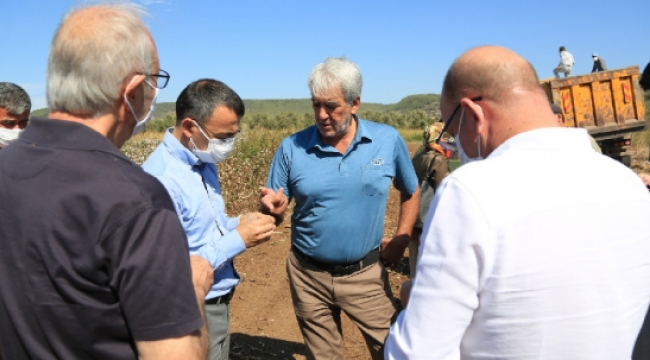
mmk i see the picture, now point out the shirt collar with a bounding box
[307,115,373,152]
[489,127,593,159]
[161,127,201,167]
[20,117,130,161]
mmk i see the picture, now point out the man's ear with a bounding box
[123,74,146,102]
[460,97,485,130]
[350,97,361,115]
[180,117,196,139]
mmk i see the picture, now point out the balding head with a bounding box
[442,46,544,105]
[47,3,157,117]
[439,46,559,160]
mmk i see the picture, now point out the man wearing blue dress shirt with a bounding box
[143,79,276,360]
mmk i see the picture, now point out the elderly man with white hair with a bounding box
[260,57,420,359]
[0,2,213,359]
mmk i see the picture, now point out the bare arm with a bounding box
[135,255,213,360]
[380,186,421,267]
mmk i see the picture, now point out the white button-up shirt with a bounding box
[385,127,650,359]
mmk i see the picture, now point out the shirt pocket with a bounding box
[362,163,391,196]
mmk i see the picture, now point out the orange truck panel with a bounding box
[541,66,646,140]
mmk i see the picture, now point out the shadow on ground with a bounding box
[230,333,307,360]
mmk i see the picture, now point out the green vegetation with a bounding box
[31,94,443,132]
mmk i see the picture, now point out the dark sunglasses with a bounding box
[0,119,29,129]
[435,96,482,152]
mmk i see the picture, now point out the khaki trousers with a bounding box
[286,249,397,360]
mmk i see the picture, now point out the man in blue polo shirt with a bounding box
[143,79,276,360]
[261,57,420,359]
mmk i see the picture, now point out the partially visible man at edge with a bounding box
[0,82,31,149]
[385,45,650,359]
[143,79,277,360]
[260,57,420,359]
[0,3,213,359]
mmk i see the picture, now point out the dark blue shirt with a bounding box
[0,118,202,359]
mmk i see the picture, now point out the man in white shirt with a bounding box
[553,46,575,78]
[385,45,650,360]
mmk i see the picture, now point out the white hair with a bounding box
[46,2,154,117]
[308,57,362,104]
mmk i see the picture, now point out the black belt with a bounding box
[292,247,380,277]
[205,290,234,305]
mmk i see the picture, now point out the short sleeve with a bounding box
[266,139,292,199]
[103,207,203,341]
[392,133,418,195]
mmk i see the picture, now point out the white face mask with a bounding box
[191,120,235,164]
[124,77,159,137]
[0,127,23,147]
[456,108,484,165]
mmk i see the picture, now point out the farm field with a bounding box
[122,128,650,359]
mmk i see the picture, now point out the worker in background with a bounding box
[551,103,601,153]
[553,46,574,78]
[0,82,31,149]
[591,53,607,72]
[397,123,451,308]
[408,122,450,278]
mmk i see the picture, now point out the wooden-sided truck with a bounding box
[540,66,647,166]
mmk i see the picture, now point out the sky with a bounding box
[3,0,649,111]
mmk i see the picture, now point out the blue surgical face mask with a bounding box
[456,108,484,165]
[124,77,159,138]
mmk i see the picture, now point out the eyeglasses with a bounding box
[195,121,240,142]
[0,119,29,129]
[137,69,170,89]
[435,96,482,152]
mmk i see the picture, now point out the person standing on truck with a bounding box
[260,56,420,360]
[385,45,650,359]
[0,3,215,359]
[591,53,607,72]
[0,82,30,149]
[142,79,277,360]
[553,45,574,78]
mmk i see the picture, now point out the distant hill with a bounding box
[390,94,441,117]
[150,99,392,118]
[30,93,441,119]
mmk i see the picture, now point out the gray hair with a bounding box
[46,2,154,117]
[308,57,362,104]
[0,82,31,115]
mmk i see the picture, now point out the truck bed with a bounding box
[541,66,646,141]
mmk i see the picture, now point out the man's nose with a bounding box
[315,106,328,120]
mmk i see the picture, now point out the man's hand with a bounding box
[236,213,276,248]
[380,234,410,269]
[259,187,288,224]
[189,255,213,300]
